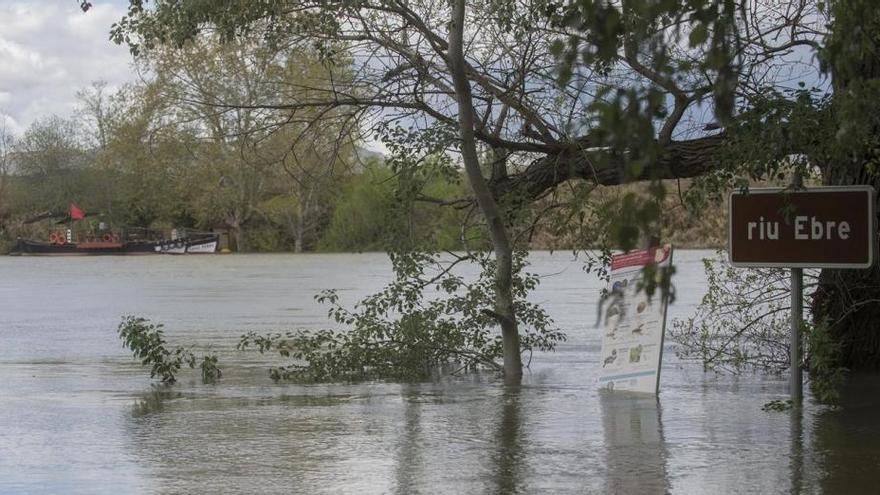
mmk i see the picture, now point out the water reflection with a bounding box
[491,386,524,495]
[393,388,424,494]
[389,383,528,494]
[600,390,669,494]
[789,405,804,495]
[131,388,183,417]
[124,387,364,494]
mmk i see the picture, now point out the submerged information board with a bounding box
[597,245,673,394]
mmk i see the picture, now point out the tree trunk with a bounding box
[449,0,522,380]
[294,185,313,254]
[812,161,880,371]
[229,216,244,253]
[811,0,880,371]
[294,199,305,254]
[294,217,304,253]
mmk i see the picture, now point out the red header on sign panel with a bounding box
[611,245,672,271]
[728,186,876,268]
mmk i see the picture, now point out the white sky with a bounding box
[0,0,135,136]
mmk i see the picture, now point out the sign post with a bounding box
[789,174,804,402]
[729,184,876,401]
[790,264,803,401]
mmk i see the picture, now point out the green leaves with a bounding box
[118,316,221,384]
[669,253,796,375]
[804,320,846,404]
[237,249,564,383]
[670,253,844,404]
[549,0,741,129]
[688,24,709,47]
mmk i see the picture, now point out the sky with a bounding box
[0,0,135,136]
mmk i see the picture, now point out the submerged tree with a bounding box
[669,252,851,403]
[94,0,880,382]
[239,249,563,382]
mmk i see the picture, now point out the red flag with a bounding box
[69,203,85,221]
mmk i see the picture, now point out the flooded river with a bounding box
[1,251,878,493]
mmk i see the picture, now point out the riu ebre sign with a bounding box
[729,186,876,269]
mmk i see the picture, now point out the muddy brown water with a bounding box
[1,251,877,493]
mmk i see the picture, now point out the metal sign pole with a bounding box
[790,172,803,401]
[791,266,803,401]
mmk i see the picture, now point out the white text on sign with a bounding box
[747,216,851,241]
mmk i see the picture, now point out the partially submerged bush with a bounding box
[238,249,565,382]
[670,254,800,374]
[118,316,221,384]
[670,252,844,403]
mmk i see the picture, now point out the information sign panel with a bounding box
[598,245,673,394]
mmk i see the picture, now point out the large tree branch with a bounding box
[493,134,728,200]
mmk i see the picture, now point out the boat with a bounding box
[9,204,220,256]
[11,231,220,256]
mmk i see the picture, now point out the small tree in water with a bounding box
[238,249,564,382]
[670,253,845,403]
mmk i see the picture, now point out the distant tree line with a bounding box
[0,34,725,255]
[0,38,484,253]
